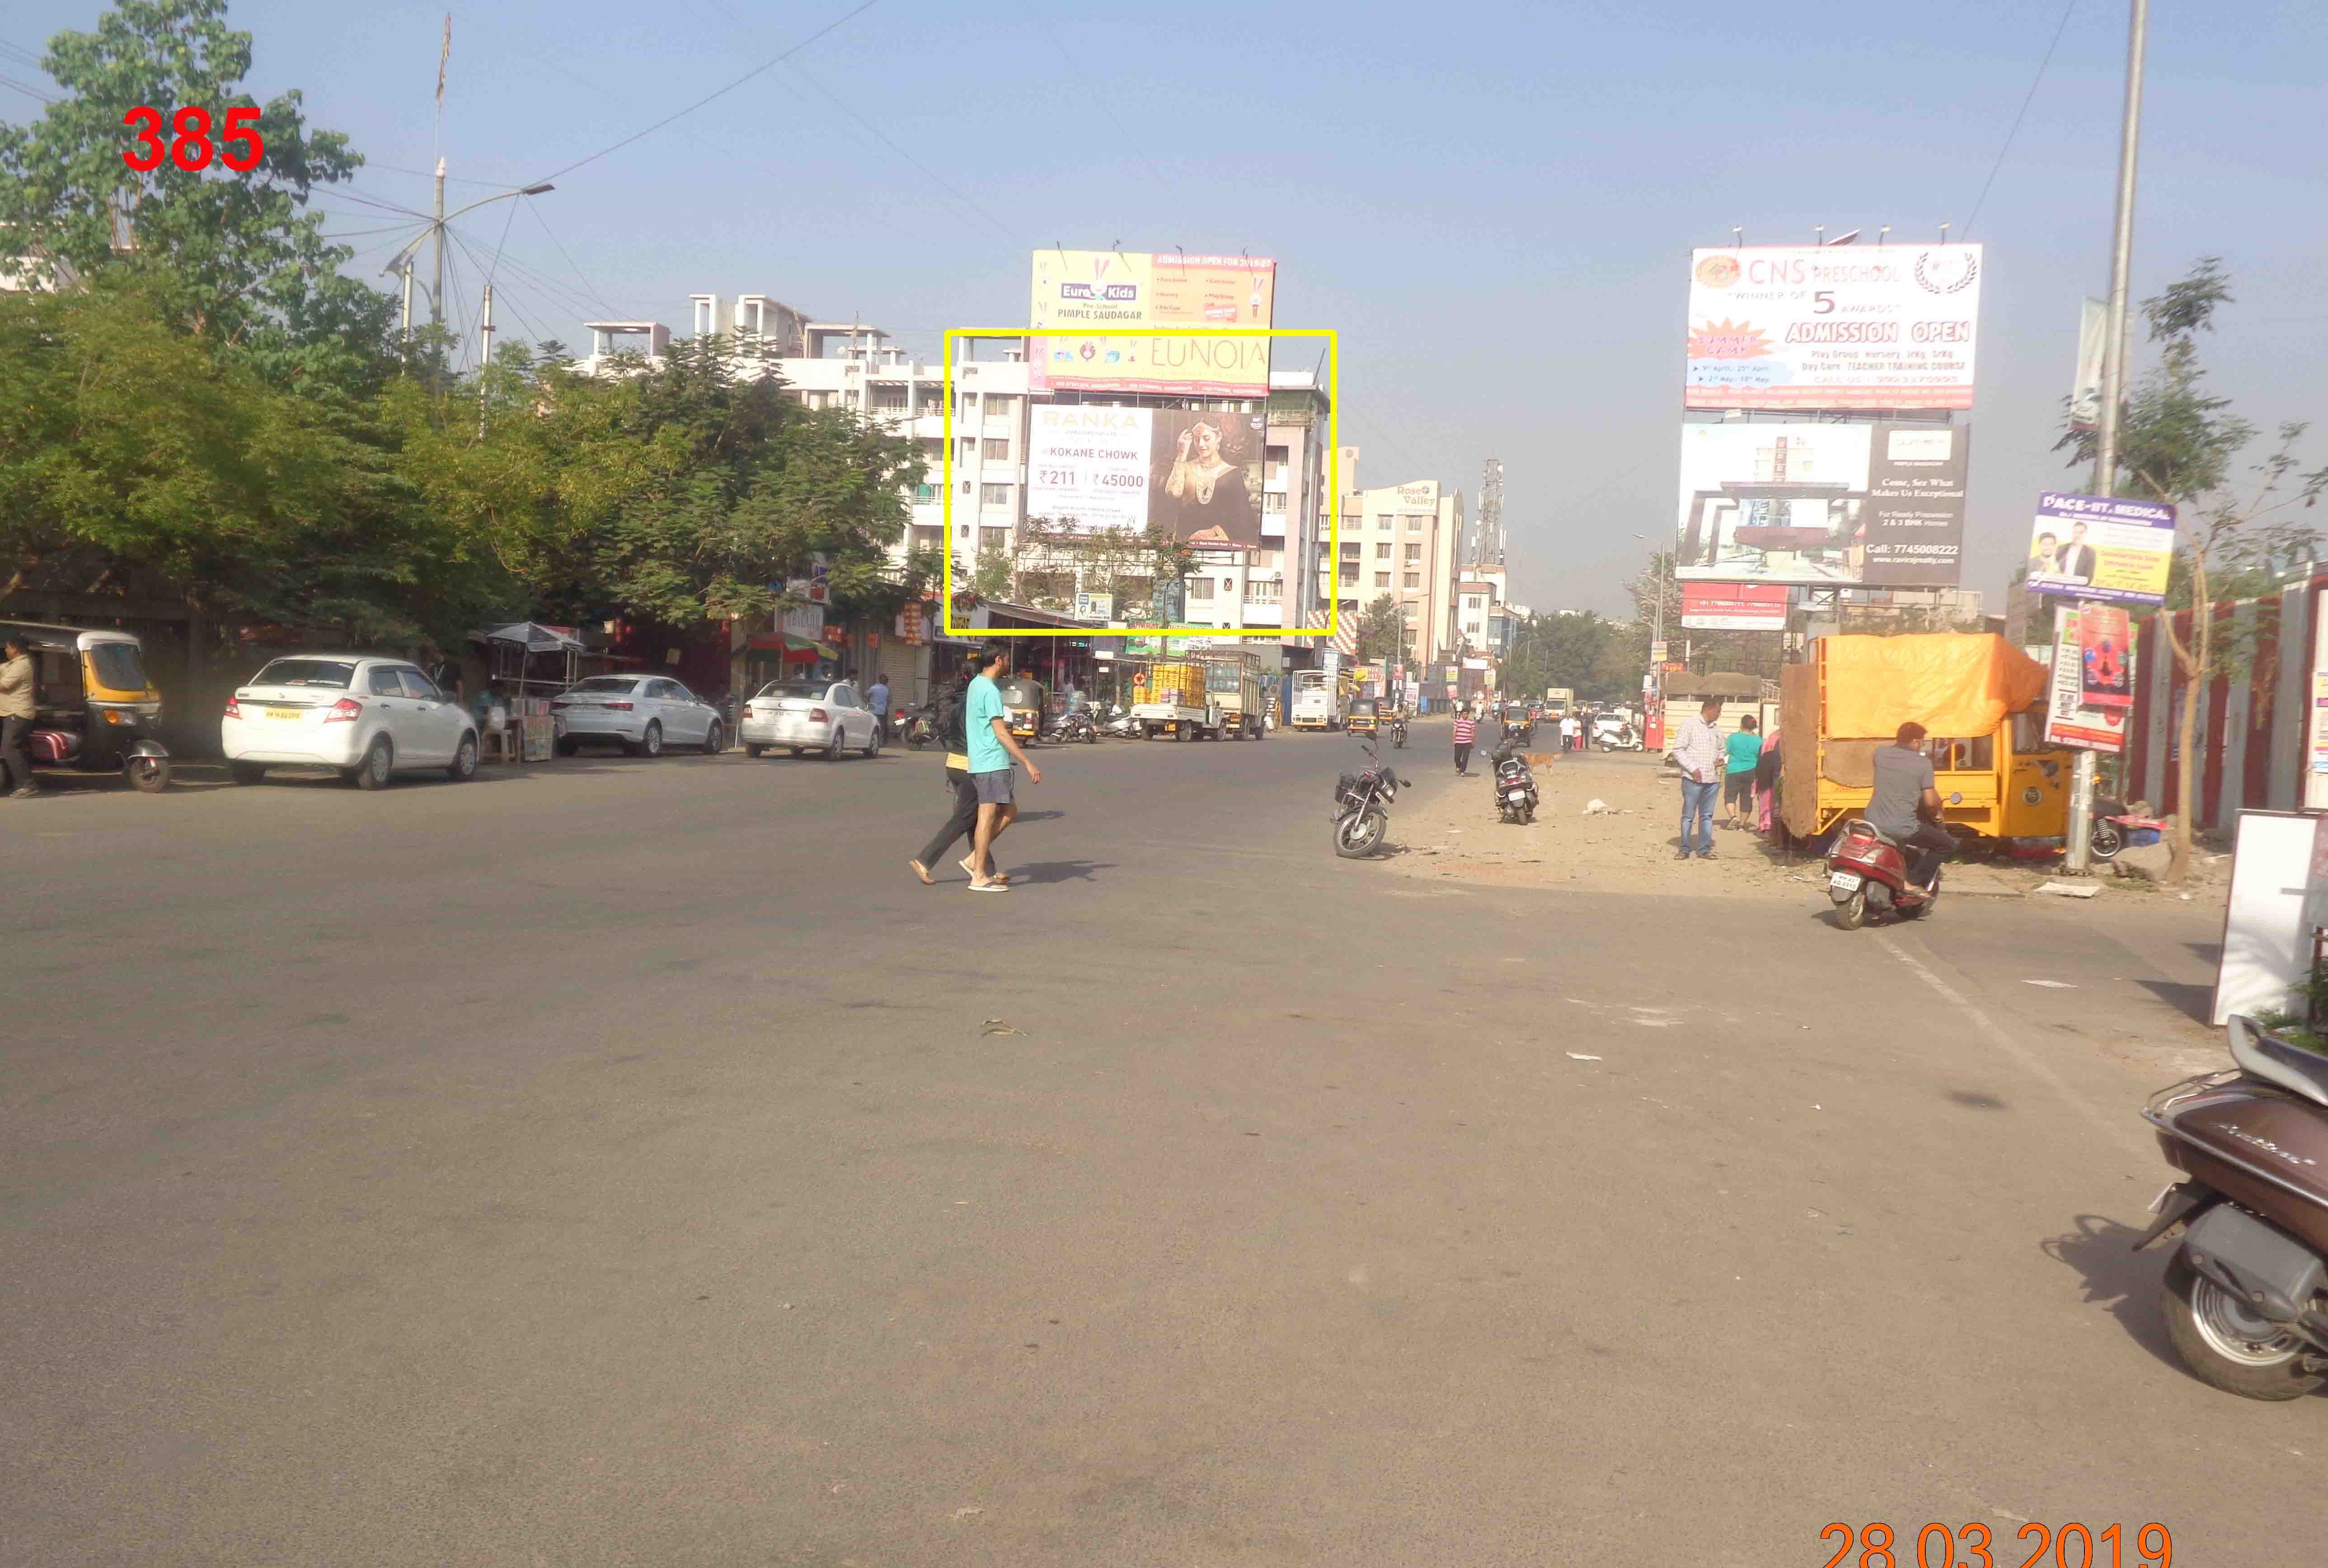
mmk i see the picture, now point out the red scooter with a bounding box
[1825,818,1941,929]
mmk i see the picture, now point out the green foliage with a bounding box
[1354,594,1405,663]
[0,0,395,396]
[1503,609,1630,701]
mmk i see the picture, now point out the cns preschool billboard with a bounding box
[1026,404,1266,545]
[1676,421,1968,587]
[1029,249,1276,398]
[1684,245,1983,411]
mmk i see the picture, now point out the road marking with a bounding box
[1874,933,2146,1157]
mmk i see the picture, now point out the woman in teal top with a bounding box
[1722,715,1761,829]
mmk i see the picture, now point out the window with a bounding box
[252,658,355,689]
[1245,578,1282,602]
[921,438,944,461]
[1262,492,1286,514]
[367,667,405,697]
[983,394,1018,418]
[959,436,977,459]
[983,438,1009,460]
[1375,572,1391,588]
[1375,514,1392,531]
[1375,542,1392,559]
[914,483,939,502]
[832,686,859,710]
[1264,444,1289,482]
[1403,571,1421,590]
[981,484,1011,506]
[397,669,443,701]
[1340,541,1361,558]
[1340,513,1361,532]
[1405,543,1422,563]
[1339,569,1359,585]
[980,525,1009,549]
[1404,515,1425,530]
[870,385,908,411]
[1188,577,1215,600]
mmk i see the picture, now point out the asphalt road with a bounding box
[4,722,2311,1567]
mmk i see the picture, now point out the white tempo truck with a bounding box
[1289,669,1346,731]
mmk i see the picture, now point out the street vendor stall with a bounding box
[466,622,624,760]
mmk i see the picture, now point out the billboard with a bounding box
[1676,422,1967,586]
[1026,403,1266,545]
[1680,582,1790,631]
[2043,605,2130,754]
[2023,492,2176,605]
[1684,244,1982,411]
[1029,249,1275,397]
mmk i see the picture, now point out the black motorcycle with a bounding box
[1043,708,1099,744]
[1491,735,1538,824]
[1333,735,1408,858]
[1388,715,1408,749]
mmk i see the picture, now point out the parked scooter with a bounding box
[2136,1014,2328,1399]
[1594,715,1640,751]
[1824,817,1942,928]
[1100,704,1144,740]
[893,704,934,751]
[2084,794,2164,863]
[1332,735,1408,858]
[1490,735,1538,824]
[1043,708,1099,744]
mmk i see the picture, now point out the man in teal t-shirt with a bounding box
[964,645,1041,891]
[1722,713,1761,829]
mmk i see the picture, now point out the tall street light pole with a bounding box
[2067,0,2149,875]
[381,176,557,346]
[1633,532,1670,751]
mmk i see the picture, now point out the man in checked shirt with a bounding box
[1665,696,1726,860]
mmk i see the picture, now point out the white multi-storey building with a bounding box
[1322,476,1466,668]
[576,296,1334,655]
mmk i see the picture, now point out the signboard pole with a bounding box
[2068,0,2150,876]
[2064,602,2097,873]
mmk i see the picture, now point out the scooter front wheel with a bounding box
[2161,1253,2326,1400]
[1833,887,1868,930]
[2090,819,2126,862]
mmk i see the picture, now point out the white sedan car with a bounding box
[551,675,725,757]
[738,679,882,759]
[221,655,479,789]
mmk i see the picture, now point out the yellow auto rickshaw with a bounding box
[1000,677,1046,743]
[0,619,173,792]
[1346,696,1380,735]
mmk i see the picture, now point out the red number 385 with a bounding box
[122,106,265,173]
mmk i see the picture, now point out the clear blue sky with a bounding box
[7,0,2324,617]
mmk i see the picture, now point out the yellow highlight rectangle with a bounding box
[942,326,1339,640]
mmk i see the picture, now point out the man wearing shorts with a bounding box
[965,645,1040,892]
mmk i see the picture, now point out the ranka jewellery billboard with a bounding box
[1676,421,1968,587]
[1026,403,1267,546]
[1029,249,1275,398]
[1684,244,1982,411]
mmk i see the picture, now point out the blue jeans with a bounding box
[1680,778,1719,855]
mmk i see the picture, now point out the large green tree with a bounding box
[0,0,395,395]
[391,337,930,633]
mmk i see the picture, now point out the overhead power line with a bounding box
[524,0,883,187]
[1961,0,2081,239]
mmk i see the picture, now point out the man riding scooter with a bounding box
[1868,721,1954,889]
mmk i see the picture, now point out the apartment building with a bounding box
[573,298,1334,657]
[1322,477,1465,667]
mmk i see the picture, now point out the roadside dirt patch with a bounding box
[1385,746,2229,913]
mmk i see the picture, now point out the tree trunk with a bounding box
[2170,678,2197,885]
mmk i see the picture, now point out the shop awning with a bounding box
[746,632,840,660]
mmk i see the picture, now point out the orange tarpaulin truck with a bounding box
[1779,633,2071,846]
